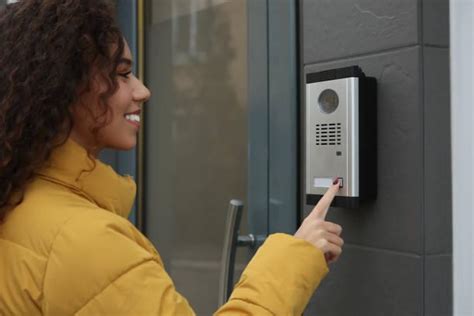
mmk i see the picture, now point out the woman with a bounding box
[0,0,344,315]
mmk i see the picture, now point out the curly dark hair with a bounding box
[0,0,125,220]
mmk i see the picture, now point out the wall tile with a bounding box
[303,47,424,254]
[306,245,423,316]
[425,255,453,316]
[424,47,452,254]
[302,0,419,64]
[301,1,452,315]
[423,0,450,47]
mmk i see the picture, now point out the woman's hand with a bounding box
[294,179,343,264]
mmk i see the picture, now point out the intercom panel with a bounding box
[305,66,377,208]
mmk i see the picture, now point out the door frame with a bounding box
[247,0,299,237]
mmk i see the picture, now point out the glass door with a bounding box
[143,1,251,314]
[142,0,298,314]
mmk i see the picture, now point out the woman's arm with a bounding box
[43,183,341,315]
[215,234,329,315]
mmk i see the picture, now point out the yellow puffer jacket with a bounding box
[0,139,328,315]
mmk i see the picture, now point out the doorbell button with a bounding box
[338,177,344,188]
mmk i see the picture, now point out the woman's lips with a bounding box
[125,109,141,115]
[126,119,140,129]
[124,116,140,129]
[124,110,141,129]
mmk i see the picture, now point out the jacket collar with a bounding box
[35,138,136,219]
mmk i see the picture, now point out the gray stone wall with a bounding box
[300,0,451,315]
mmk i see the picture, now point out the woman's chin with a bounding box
[107,138,137,151]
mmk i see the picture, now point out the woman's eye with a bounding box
[119,71,132,78]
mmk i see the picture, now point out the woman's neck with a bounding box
[68,130,101,158]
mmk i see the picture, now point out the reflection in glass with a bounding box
[144,0,248,313]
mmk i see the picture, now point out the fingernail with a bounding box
[332,178,339,185]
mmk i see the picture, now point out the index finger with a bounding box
[310,180,341,220]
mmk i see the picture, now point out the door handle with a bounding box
[218,199,266,306]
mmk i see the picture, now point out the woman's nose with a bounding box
[135,80,151,103]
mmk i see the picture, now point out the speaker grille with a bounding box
[315,123,342,146]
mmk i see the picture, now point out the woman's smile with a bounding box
[124,110,141,129]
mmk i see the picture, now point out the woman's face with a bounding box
[70,40,151,155]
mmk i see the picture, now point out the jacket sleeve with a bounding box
[42,210,327,315]
[215,233,329,315]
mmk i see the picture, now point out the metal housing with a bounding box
[305,77,359,198]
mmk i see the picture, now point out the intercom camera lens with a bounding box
[318,89,339,114]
